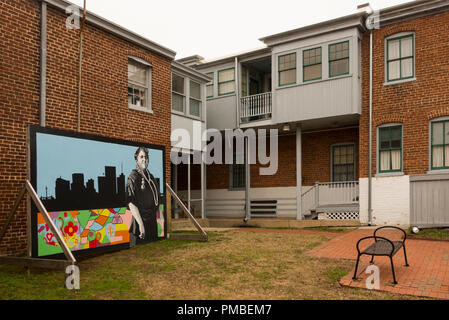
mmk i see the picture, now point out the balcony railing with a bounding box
[240,92,272,123]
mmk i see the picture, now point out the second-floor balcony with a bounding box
[240,92,272,124]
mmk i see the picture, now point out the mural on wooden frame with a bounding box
[29,126,166,258]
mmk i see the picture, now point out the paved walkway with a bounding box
[306,229,449,299]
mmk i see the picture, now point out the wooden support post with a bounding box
[167,192,172,233]
[166,183,207,241]
[0,180,76,270]
[25,181,76,264]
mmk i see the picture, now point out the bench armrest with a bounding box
[374,226,407,244]
[355,236,395,256]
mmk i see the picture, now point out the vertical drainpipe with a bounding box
[244,136,251,222]
[40,1,47,127]
[368,30,373,226]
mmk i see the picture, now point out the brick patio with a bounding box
[306,228,449,299]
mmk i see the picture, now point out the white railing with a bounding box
[240,92,272,121]
[301,186,316,217]
[301,181,359,215]
[316,181,359,206]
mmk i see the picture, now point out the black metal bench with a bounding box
[352,226,409,284]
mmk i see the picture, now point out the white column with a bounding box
[174,163,179,219]
[245,136,251,221]
[201,151,205,219]
[188,152,191,212]
[296,126,302,220]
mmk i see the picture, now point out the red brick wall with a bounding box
[203,128,359,190]
[360,11,449,178]
[302,127,359,186]
[0,0,172,255]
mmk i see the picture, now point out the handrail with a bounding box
[241,92,272,99]
[301,185,316,198]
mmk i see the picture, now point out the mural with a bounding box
[30,126,166,258]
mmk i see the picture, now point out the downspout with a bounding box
[368,30,373,226]
[77,0,87,132]
[244,136,251,222]
[40,1,47,127]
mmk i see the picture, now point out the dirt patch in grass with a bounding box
[0,231,420,300]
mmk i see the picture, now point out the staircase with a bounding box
[301,182,359,220]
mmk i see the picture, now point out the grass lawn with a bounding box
[408,228,449,241]
[0,229,420,300]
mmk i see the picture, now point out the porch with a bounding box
[205,181,359,221]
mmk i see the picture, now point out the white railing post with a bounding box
[240,92,272,122]
[314,182,320,208]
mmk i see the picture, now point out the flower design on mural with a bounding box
[64,221,78,237]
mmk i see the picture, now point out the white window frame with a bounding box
[218,67,236,96]
[384,32,416,85]
[171,72,186,115]
[206,72,214,99]
[330,143,356,182]
[376,123,404,176]
[428,116,449,174]
[189,80,202,119]
[128,56,152,113]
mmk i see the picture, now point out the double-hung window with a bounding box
[230,151,245,190]
[128,58,151,110]
[378,125,402,173]
[303,47,322,82]
[218,68,235,96]
[332,144,355,182]
[278,53,296,86]
[386,34,414,82]
[206,72,214,98]
[431,120,449,170]
[189,80,201,117]
[329,41,349,77]
[172,73,185,113]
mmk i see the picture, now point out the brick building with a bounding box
[2,0,449,258]
[176,0,449,227]
[359,1,449,226]
[0,0,179,255]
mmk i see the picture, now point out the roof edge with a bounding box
[259,12,366,45]
[41,0,177,60]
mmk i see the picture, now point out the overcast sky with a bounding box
[69,0,412,60]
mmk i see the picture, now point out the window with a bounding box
[386,34,414,82]
[378,125,402,173]
[303,47,322,82]
[278,53,296,86]
[332,144,355,182]
[206,72,214,98]
[218,68,235,96]
[189,80,201,117]
[171,73,185,113]
[128,59,151,109]
[329,41,349,77]
[431,120,449,170]
[230,152,245,189]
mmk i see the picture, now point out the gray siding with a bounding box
[274,76,356,123]
[206,95,237,130]
[410,174,449,227]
